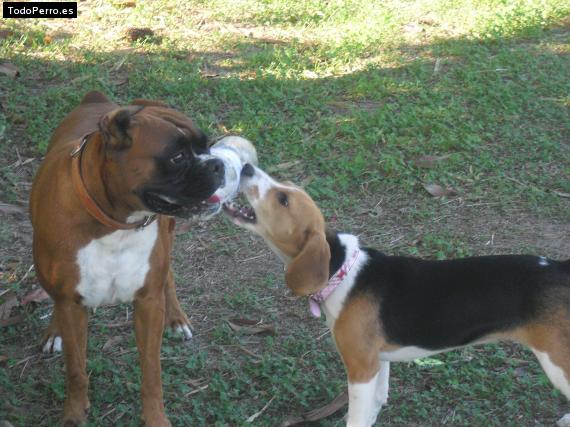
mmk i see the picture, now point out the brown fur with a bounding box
[30,91,198,426]
[334,295,384,383]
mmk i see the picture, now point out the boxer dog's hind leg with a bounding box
[164,268,192,340]
[55,299,90,426]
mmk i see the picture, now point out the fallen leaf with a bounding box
[0,290,24,328]
[70,75,91,85]
[267,160,302,172]
[112,75,128,86]
[0,202,25,215]
[257,37,287,45]
[9,157,34,168]
[327,100,352,114]
[414,357,444,367]
[246,396,275,423]
[43,35,53,44]
[423,183,456,198]
[514,366,529,378]
[0,29,15,39]
[184,384,209,397]
[125,27,155,42]
[300,175,314,187]
[115,0,136,7]
[200,70,220,78]
[0,290,18,320]
[404,22,424,34]
[433,58,442,75]
[175,220,193,235]
[227,319,275,336]
[0,355,8,364]
[0,63,19,79]
[412,154,450,168]
[102,336,124,352]
[553,190,570,198]
[0,314,25,328]
[22,288,50,305]
[280,390,348,426]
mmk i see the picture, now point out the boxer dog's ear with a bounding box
[193,129,209,154]
[99,106,142,150]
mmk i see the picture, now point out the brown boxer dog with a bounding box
[29,91,224,426]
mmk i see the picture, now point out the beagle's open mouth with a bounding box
[222,200,257,224]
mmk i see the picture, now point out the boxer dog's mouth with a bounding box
[143,192,219,218]
[222,199,257,224]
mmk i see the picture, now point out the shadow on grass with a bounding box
[2,17,568,211]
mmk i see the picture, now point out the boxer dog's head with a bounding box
[98,105,224,218]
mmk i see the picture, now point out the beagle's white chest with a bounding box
[75,222,158,307]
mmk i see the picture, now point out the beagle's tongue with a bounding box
[207,194,221,203]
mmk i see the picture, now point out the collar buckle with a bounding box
[70,135,90,158]
[139,215,157,229]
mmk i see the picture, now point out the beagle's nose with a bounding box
[241,163,255,178]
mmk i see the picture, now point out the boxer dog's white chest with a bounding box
[76,221,158,307]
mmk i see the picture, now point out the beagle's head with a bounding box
[224,164,330,296]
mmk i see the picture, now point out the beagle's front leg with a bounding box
[370,360,390,425]
[376,360,390,405]
[347,370,381,427]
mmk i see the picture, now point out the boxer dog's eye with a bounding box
[277,191,288,207]
[170,152,185,165]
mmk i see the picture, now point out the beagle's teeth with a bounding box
[222,200,256,223]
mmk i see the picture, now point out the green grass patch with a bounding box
[1,0,569,425]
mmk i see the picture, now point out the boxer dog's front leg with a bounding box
[164,268,192,340]
[55,299,90,426]
[134,288,170,427]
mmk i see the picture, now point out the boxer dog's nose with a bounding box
[241,163,255,178]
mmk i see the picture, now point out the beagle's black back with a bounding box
[326,231,570,350]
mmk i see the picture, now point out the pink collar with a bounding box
[309,248,361,318]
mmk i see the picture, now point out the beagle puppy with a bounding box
[224,164,570,427]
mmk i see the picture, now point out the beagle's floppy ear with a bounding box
[285,230,330,296]
[98,106,143,150]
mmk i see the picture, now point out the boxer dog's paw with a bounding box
[143,411,171,427]
[42,335,62,353]
[173,323,193,340]
[42,322,63,353]
[165,309,193,341]
[62,397,90,426]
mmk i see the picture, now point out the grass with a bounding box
[1,0,569,425]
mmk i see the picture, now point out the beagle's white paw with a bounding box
[557,414,570,427]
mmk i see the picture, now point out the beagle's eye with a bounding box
[170,152,185,165]
[277,191,289,207]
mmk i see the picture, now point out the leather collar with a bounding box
[70,133,156,230]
